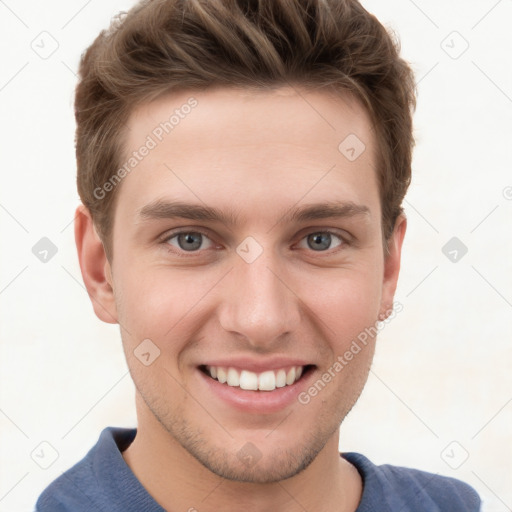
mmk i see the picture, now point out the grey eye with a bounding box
[300,232,343,252]
[168,232,212,251]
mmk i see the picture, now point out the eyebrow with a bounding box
[137,200,371,226]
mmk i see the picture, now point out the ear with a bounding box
[74,204,118,324]
[378,214,407,320]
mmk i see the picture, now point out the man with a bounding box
[36,0,481,510]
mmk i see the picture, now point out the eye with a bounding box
[297,231,345,252]
[165,231,214,252]
[161,228,348,255]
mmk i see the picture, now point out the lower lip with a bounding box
[197,367,315,414]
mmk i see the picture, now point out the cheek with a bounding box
[113,269,195,398]
[296,264,383,342]
[113,246,384,353]
[113,267,216,349]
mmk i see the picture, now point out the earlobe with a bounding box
[74,205,118,324]
[378,215,407,321]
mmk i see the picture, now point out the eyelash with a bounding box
[160,228,351,257]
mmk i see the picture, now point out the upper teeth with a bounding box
[206,365,304,391]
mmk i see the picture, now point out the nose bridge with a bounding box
[219,245,299,345]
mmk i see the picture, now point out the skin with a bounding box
[75,86,406,512]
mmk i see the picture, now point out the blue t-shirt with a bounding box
[35,427,480,511]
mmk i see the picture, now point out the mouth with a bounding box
[198,364,316,392]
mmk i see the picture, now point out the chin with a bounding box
[192,445,319,484]
[172,420,335,484]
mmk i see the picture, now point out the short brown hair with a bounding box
[75,0,416,260]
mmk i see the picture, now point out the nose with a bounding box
[217,247,301,349]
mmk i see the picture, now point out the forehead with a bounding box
[117,86,379,223]
[127,86,374,153]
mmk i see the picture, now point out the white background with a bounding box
[0,1,511,510]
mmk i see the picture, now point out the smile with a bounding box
[200,365,313,392]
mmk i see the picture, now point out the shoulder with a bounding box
[343,452,481,511]
[35,448,96,512]
[35,427,138,512]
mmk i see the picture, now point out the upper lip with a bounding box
[200,357,314,373]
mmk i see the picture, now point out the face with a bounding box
[78,86,405,483]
